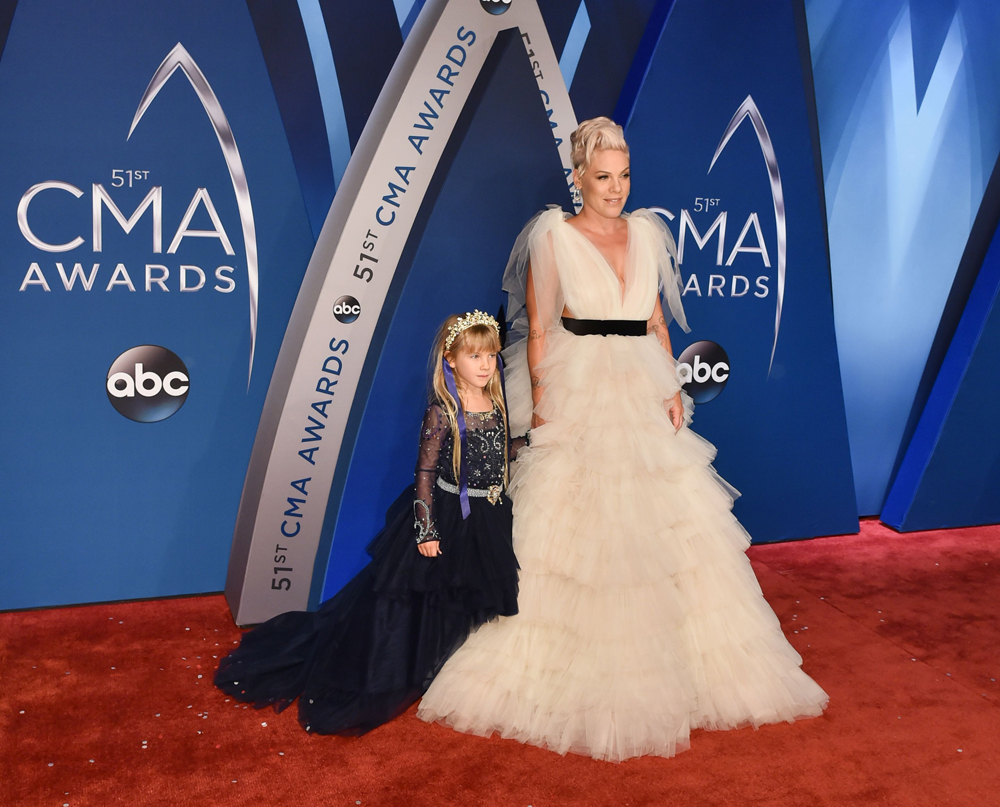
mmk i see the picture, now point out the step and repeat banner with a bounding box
[2,0,998,615]
[0,0,316,610]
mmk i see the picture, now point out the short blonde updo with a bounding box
[570,117,629,177]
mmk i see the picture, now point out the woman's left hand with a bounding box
[666,391,683,432]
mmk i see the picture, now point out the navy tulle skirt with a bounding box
[215,486,518,735]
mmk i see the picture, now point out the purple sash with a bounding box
[441,354,509,520]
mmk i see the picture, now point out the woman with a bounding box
[416,118,828,762]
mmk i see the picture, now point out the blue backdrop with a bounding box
[0,0,315,609]
[882,212,1000,531]
[621,0,859,541]
[804,0,1000,514]
[5,0,1000,612]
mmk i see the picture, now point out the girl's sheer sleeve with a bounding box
[413,403,447,544]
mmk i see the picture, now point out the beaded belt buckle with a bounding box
[436,477,504,504]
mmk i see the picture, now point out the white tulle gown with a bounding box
[416,207,828,762]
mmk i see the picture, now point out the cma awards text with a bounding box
[659,205,775,299]
[15,180,241,293]
[272,335,351,594]
[369,26,477,234]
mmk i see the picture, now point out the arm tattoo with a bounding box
[650,316,671,352]
[528,329,543,341]
[531,375,541,389]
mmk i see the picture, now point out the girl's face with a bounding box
[575,148,630,218]
[447,346,497,393]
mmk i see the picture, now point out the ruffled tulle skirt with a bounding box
[417,327,828,761]
[215,488,518,735]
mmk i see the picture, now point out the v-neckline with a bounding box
[561,214,632,302]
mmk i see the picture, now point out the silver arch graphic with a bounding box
[709,94,785,374]
[129,42,260,385]
[223,0,576,625]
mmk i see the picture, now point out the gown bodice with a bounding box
[501,206,689,337]
[550,212,660,321]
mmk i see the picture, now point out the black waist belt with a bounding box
[562,317,647,337]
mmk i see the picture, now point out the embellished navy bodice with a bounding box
[412,402,524,543]
[436,408,508,489]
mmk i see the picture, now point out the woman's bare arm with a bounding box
[525,263,547,428]
[647,296,673,355]
[648,296,683,431]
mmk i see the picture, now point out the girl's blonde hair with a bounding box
[570,116,629,177]
[429,314,509,486]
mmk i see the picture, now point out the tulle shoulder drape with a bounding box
[627,208,689,333]
[501,206,689,341]
[501,206,566,339]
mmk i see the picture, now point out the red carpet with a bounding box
[3,519,999,807]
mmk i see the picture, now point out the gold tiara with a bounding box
[445,310,500,350]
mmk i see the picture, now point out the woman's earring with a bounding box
[571,185,582,207]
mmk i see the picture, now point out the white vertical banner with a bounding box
[225,0,576,625]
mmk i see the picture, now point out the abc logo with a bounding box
[333,295,361,324]
[106,345,190,423]
[480,0,511,14]
[677,341,730,404]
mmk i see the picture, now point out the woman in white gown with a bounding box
[417,118,828,762]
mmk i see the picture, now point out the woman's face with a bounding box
[576,148,630,218]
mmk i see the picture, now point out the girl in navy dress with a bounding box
[216,311,524,734]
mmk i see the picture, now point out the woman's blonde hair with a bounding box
[429,314,509,486]
[570,116,629,177]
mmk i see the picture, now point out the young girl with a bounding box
[215,311,523,734]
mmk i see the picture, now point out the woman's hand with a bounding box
[531,412,547,429]
[666,391,683,432]
[417,540,441,558]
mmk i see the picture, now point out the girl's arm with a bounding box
[525,263,547,429]
[647,296,684,432]
[414,404,446,557]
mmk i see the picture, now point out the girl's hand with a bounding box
[417,540,441,558]
[666,391,683,432]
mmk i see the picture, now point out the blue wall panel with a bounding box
[882,217,1000,531]
[805,0,1000,513]
[318,0,403,150]
[623,0,858,541]
[246,0,335,240]
[0,0,315,608]
[568,0,658,121]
